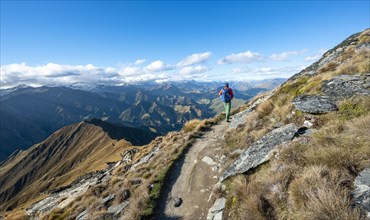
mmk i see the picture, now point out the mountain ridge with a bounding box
[0,119,152,212]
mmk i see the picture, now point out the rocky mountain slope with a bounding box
[1,29,368,220]
[0,119,154,212]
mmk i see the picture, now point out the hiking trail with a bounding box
[153,120,230,220]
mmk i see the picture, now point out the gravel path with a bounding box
[153,121,229,220]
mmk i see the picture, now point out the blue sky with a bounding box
[1,0,369,87]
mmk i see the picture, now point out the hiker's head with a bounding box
[224,82,229,88]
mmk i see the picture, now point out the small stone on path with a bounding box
[174,197,183,207]
[202,156,217,166]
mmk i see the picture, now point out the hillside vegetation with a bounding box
[221,28,370,219]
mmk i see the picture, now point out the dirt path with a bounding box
[153,121,229,220]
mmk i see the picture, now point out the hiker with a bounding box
[219,82,234,122]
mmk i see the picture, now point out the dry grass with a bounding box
[256,100,274,119]
[298,77,322,95]
[359,29,370,44]
[222,31,370,220]
[288,165,361,220]
[319,61,338,73]
[221,41,369,219]
[224,109,370,219]
[2,211,30,220]
[182,119,201,133]
[336,48,370,75]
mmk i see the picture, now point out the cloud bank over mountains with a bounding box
[1,49,320,88]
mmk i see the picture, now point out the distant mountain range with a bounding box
[0,79,285,162]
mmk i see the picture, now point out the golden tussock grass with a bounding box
[222,32,370,220]
[336,48,370,75]
[225,111,370,219]
[3,211,30,220]
[319,61,338,73]
[256,100,274,119]
[359,29,370,44]
[288,165,362,220]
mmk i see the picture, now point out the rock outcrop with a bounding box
[322,74,370,99]
[352,168,370,218]
[292,95,338,114]
[221,123,298,181]
[207,197,226,220]
[26,168,112,217]
[290,29,368,80]
[229,93,272,129]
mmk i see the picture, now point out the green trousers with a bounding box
[224,102,231,121]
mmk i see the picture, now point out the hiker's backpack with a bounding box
[221,88,232,103]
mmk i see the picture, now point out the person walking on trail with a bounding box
[219,82,234,122]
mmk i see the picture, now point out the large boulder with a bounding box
[292,95,338,114]
[221,123,298,181]
[322,74,370,99]
[352,168,370,218]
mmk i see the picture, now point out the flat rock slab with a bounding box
[353,168,370,217]
[293,95,338,114]
[221,123,298,181]
[107,201,129,216]
[202,156,217,166]
[207,198,226,220]
[101,194,115,206]
[76,209,88,220]
[132,147,159,169]
[209,197,226,213]
[322,74,370,99]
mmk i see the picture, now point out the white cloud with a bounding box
[177,52,212,67]
[145,60,172,72]
[0,63,119,88]
[179,65,209,75]
[218,51,263,64]
[121,73,168,83]
[304,49,327,62]
[119,66,142,76]
[270,49,307,61]
[134,59,146,65]
[231,65,305,79]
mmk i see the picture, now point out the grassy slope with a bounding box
[0,122,132,212]
[222,29,370,220]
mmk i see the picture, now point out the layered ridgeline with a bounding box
[0,80,277,162]
[1,29,369,220]
[0,119,155,212]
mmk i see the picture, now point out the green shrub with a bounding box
[338,99,369,120]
